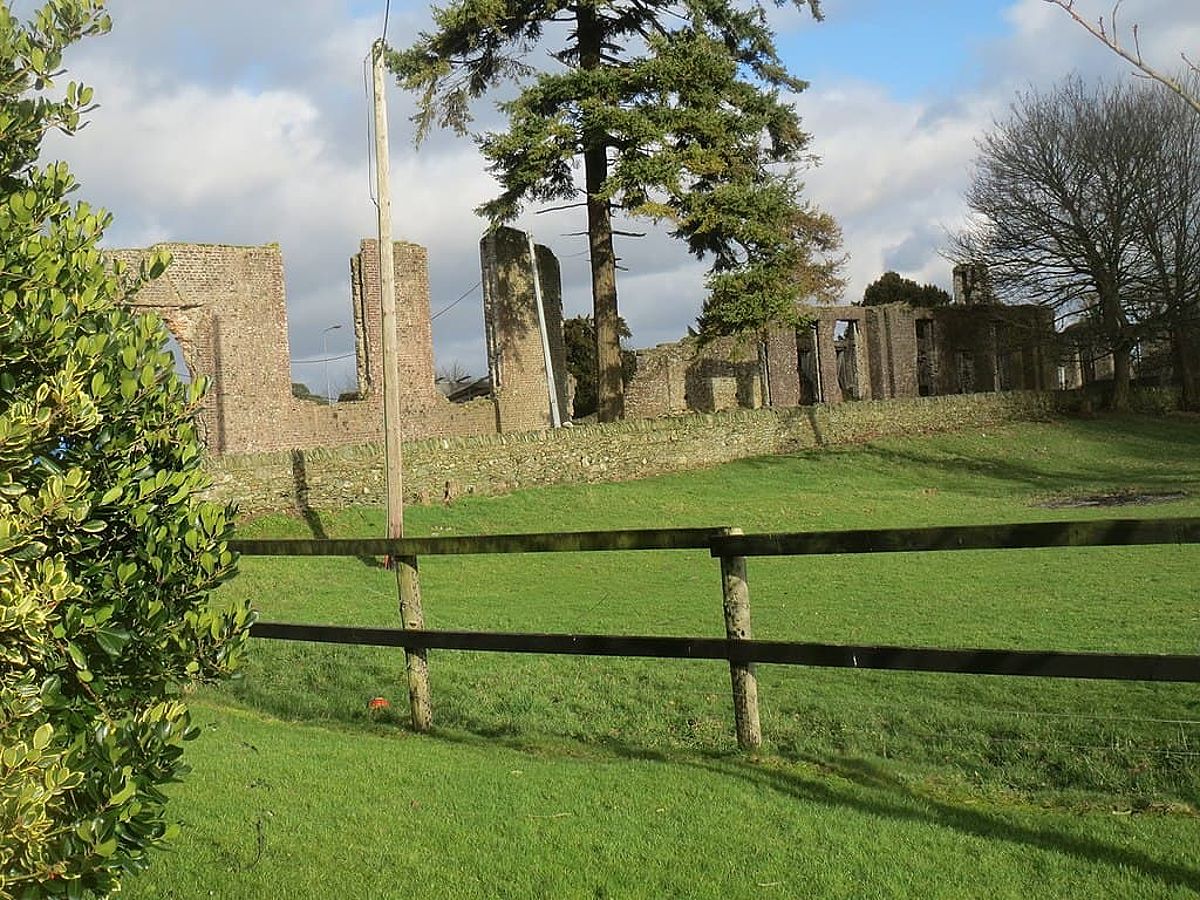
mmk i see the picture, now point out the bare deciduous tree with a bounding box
[955,74,1200,410]
[1043,0,1200,115]
[1131,75,1200,408]
[954,77,1157,410]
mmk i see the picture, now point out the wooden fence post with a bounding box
[397,555,432,731]
[719,528,762,749]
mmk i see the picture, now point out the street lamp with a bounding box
[321,324,344,405]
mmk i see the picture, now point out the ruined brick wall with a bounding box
[350,239,441,412]
[685,337,761,412]
[119,237,1063,467]
[795,305,873,404]
[863,303,919,399]
[763,326,801,408]
[930,305,1055,395]
[762,304,921,406]
[629,300,1057,417]
[481,227,568,431]
[625,342,690,418]
[116,240,499,455]
[630,304,922,416]
[625,336,760,418]
[296,239,499,446]
[112,243,294,454]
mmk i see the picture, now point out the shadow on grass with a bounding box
[214,642,1200,892]
[736,413,1200,500]
[710,750,1200,893]
[429,724,1200,893]
[289,450,328,541]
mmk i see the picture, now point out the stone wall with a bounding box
[206,390,1072,515]
[349,238,441,413]
[864,303,919,399]
[122,240,1072,470]
[926,305,1056,395]
[627,301,1059,419]
[114,243,295,454]
[625,342,691,418]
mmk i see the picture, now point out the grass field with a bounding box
[126,414,1200,898]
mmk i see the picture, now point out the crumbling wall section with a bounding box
[797,305,874,404]
[116,240,499,455]
[626,336,760,418]
[112,243,294,454]
[350,239,441,413]
[480,227,568,432]
[625,342,690,418]
[628,299,1056,416]
[863,303,919,399]
[764,326,802,408]
[931,305,1055,395]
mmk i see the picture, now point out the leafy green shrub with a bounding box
[1,3,253,896]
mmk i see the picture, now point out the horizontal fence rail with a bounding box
[250,622,1200,683]
[231,518,1200,559]
[709,517,1200,558]
[231,527,726,557]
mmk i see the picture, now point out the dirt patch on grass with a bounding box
[1037,489,1189,509]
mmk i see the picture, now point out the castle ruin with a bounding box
[114,227,571,454]
[624,267,1056,419]
[118,239,1061,456]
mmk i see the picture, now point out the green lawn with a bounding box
[127,414,1200,898]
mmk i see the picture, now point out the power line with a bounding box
[381,0,392,43]
[431,280,482,321]
[293,351,357,365]
[363,52,378,209]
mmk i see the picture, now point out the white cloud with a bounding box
[791,82,993,299]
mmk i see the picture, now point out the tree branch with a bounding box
[1043,0,1200,114]
[534,200,586,214]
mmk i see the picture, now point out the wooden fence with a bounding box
[234,516,1200,749]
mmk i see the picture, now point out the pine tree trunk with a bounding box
[577,4,624,422]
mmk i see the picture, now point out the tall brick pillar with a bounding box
[480,226,568,432]
[350,239,440,412]
[815,319,841,404]
[764,326,801,408]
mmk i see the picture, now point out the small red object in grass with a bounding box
[368,697,390,711]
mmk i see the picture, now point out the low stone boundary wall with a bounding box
[205,391,1111,515]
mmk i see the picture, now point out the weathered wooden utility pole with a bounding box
[372,38,432,731]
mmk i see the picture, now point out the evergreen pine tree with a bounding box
[389,0,842,420]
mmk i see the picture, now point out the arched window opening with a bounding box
[163,330,192,383]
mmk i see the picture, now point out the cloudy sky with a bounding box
[31,0,1199,393]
